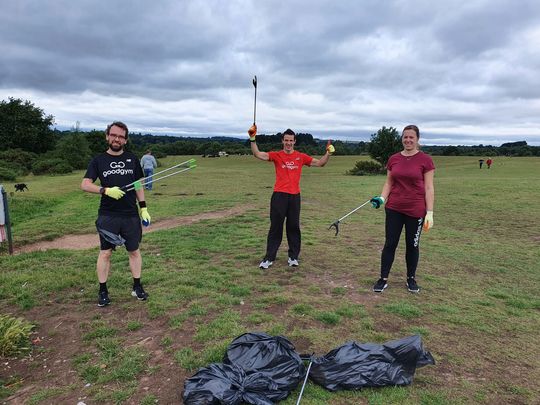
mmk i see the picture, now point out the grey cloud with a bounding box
[1,0,540,145]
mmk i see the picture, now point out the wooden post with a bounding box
[0,186,13,255]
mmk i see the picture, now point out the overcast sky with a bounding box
[2,0,540,145]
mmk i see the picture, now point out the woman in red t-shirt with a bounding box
[369,125,435,293]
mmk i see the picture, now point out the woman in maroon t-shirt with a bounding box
[370,125,435,293]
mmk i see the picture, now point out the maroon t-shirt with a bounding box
[385,151,435,218]
[268,150,313,194]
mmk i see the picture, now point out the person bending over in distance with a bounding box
[370,124,435,294]
[248,124,334,270]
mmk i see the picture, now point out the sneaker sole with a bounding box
[97,301,110,307]
[373,284,388,293]
[131,291,148,301]
[406,283,420,293]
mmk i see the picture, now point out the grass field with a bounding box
[1,155,539,404]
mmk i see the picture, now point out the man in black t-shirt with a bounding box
[81,121,151,307]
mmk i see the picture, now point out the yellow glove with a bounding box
[423,211,433,231]
[140,207,151,227]
[326,140,335,154]
[104,186,125,200]
[248,124,257,141]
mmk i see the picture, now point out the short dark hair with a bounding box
[106,121,129,138]
[282,128,296,139]
[402,124,420,138]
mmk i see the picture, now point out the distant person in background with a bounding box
[486,158,493,169]
[370,125,435,294]
[81,121,151,307]
[140,150,158,190]
[248,124,334,269]
[478,159,484,169]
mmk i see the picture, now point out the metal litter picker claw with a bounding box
[329,199,371,236]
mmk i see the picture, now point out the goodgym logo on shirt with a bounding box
[103,161,134,177]
[281,159,300,170]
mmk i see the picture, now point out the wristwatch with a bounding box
[99,187,105,194]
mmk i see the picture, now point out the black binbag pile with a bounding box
[309,335,435,391]
[183,332,305,404]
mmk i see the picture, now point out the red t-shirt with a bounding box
[268,150,313,194]
[386,151,435,218]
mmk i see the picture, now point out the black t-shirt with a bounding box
[84,151,144,217]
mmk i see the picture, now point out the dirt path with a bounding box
[16,205,251,254]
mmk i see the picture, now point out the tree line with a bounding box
[0,97,538,181]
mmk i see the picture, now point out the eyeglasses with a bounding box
[108,134,126,140]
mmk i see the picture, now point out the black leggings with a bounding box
[265,192,301,261]
[380,208,424,279]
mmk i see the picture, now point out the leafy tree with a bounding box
[368,126,402,166]
[0,98,56,153]
[85,130,108,156]
[54,133,93,170]
[442,145,460,156]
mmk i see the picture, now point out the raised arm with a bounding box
[310,140,334,167]
[248,124,269,161]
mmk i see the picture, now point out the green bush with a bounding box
[0,149,38,172]
[347,160,385,176]
[32,158,73,175]
[0,314,34,357]
[0,165,17,181]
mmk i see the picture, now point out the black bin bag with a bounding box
[182,362,278,405]
[223,332,306,402]
[309,335,435,391]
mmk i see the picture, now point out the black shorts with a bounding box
[96,215,142,252]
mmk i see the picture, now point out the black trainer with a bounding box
[373,278,388,293]
[98,290,111,307]
[407,277,420,293]
[131,284,149,301]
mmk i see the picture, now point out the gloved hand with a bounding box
[326,140,335,154]
[140,207,151,227]
[423,211,433,231]
[248,124,257,141]
[370,196,385,209]
[104,186,125,200]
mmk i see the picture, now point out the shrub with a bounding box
[32,158,73,175]
[0,149,38,172]
[0,314,34,357]
[0,165,17,181]
[347,160,385,176]
[54,134,92,169]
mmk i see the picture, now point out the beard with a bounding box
[108,141,124,152]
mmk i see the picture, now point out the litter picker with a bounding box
[328,199,371,236]
[121,158,196,192]
[252,75,257,124]
[296,354,314,405]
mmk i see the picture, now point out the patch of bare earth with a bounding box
[15,205,250,254]
[2,301,188,404]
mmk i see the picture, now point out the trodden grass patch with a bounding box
[0,155,539,403]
